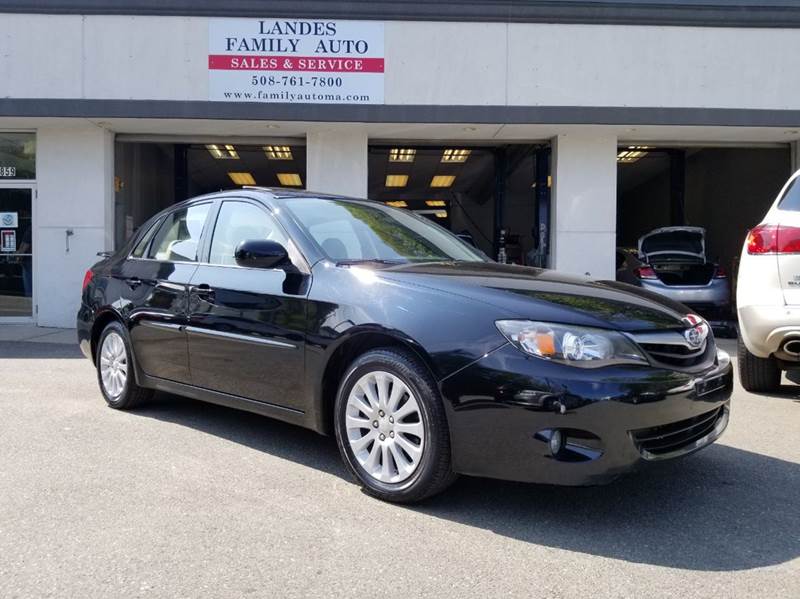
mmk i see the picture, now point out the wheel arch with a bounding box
[90,308,127,362]
[315,329,440,436]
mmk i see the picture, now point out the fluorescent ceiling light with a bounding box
[389,148,416,163]
[385,174,409,188]
[386,200,408,208]
[228,172,256,185]
[426,200,447,207]
[277,173,303,186]
[617,146,652,164]
[430,175,456,188]
[441,149,471,163]
[264,145,293,160]
[414,209,448,218]
[207,144,239,159]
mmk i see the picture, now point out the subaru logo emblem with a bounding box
[681,314,708,349]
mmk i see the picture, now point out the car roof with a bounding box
[166,188,395,225]
[245,186,380,203]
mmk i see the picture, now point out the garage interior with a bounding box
[114,140,308,249]
[115,140,552,267]
[617,144,792,322]
[368,144,550,264]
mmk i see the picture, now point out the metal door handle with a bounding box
[125,277,142,289]
[192,284,215,302]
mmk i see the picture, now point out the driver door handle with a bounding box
[124,277,142,289]
[191,284,215,303]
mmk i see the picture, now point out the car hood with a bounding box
[639,226,706,262]
[371,261,693,332]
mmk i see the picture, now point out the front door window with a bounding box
[0,188,33,318]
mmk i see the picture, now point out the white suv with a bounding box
[737,168,800,391]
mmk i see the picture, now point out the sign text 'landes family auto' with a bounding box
[208,19,385,104]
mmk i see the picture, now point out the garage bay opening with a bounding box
[616,144,791,326]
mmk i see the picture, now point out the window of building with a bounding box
[0,133,36,180]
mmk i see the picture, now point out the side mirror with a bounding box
[234,239,290,269]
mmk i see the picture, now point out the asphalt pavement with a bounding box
[0,338,798,598]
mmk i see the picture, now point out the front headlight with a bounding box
[495,320,649,368]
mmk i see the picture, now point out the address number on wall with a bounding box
[0,166,17,177]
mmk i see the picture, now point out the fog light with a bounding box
[549,429,564,455]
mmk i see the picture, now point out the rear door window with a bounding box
[130,218,161,258]
[148,203,211,262]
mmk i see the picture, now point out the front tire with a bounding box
[334,348,456,503]
[96,321,152,409]
[738,337,781,393]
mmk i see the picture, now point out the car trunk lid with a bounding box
[639,227,715,286]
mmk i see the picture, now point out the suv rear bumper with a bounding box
[738,304,800,359]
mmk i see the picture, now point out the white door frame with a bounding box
[0,181,36,324]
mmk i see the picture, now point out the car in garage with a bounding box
[737,169,800,392]
[616,227,730,322]
[78,188,733,502]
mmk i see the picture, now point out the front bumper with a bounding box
[440,344,732,486]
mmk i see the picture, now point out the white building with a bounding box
[1,1,799,327]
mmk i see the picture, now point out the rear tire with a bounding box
[334,348,457,503]
[738,337,781,393]
[96,321,152,409]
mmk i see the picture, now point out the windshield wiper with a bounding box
[335,258,408,266]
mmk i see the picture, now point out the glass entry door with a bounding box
[0,186,34,319]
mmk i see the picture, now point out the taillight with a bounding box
[778,225,800,253]
[82,269,94,291]
[714,266,727,279]
[746,224,800,254]
[635,266,657,280]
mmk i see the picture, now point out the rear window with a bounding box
[778,178,800,211]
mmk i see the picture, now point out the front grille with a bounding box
[631,406,725,457]
[638,340,710,368]
[628,330,716,371]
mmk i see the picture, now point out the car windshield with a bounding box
[282,197,488,264]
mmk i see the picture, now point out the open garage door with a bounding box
[616,144,791,327]
[367,144,551,266]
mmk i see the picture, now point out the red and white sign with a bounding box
[209,19,384,104]
[1,230,16,253]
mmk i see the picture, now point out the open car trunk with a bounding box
[639,227,716,286]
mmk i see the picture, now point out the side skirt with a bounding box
[138,373,309,429]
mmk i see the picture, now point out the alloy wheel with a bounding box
[345,370,425,484]
[100,332,128,398]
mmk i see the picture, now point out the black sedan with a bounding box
[78,189,733,503]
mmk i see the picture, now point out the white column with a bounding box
[36,125,114,328]
[551,132,618,279]
[306,127,368,198]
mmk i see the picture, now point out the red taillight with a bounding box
[778,225,800,253]
[714,266,727,279]
[746,224,800,254]
[82,269,94,291]
[746,225,778,254]
[635,265,657,280]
